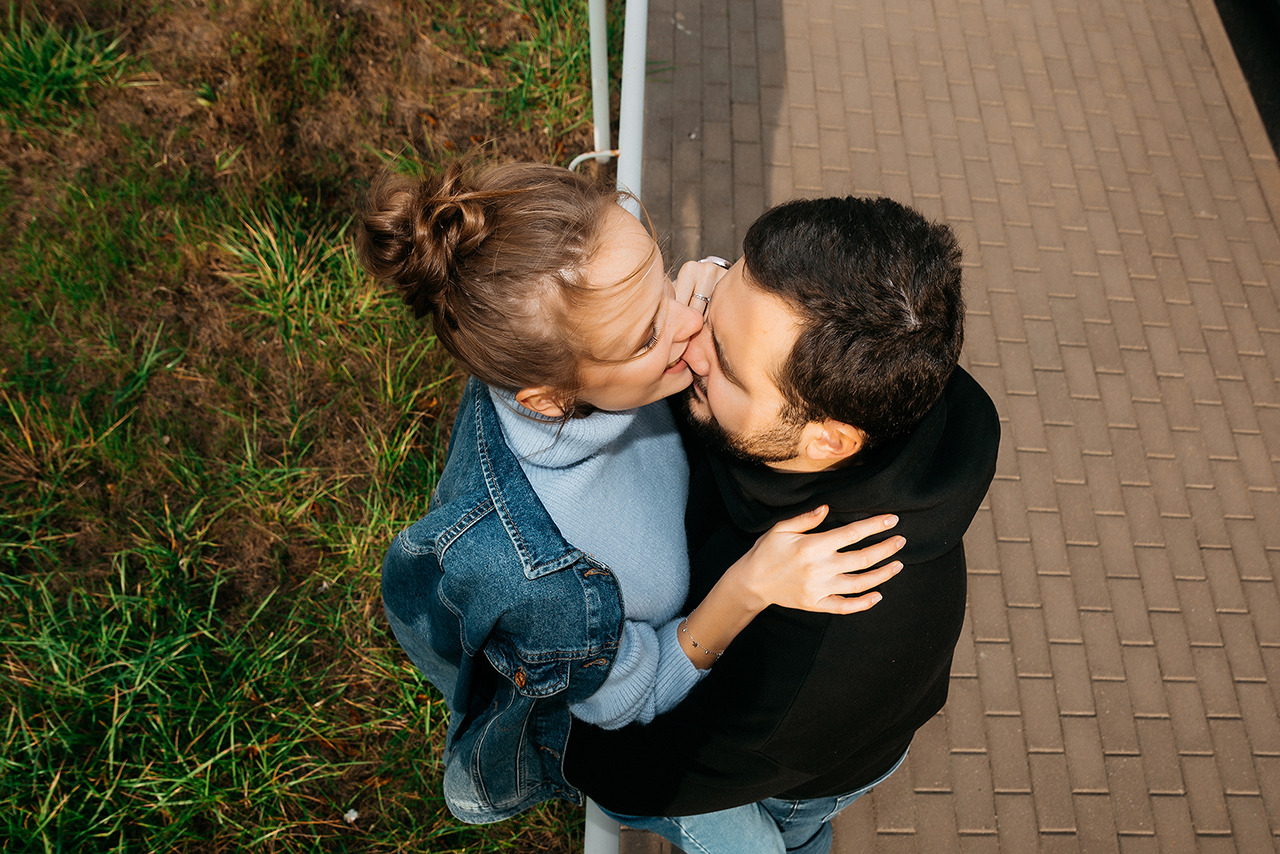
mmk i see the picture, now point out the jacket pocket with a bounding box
[484,638,572,698]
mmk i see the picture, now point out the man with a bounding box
[564,196,1001,853]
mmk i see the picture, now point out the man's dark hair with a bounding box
[742,195,964,450]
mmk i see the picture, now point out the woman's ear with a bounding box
[515,387,567,418]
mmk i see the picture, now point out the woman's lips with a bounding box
[664,358,687,375]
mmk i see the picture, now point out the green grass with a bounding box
[6,571,342,850]
[499,0,622,140]
[217,206,352,345]
[0,0,618,849]
[224,0,362,105]
[417,0,624,154]
[1,169,575,849]
[0,3,134,127]
[14,149,207,315]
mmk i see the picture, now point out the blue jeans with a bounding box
[601,750,907,854]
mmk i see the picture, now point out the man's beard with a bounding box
[677,380,805,466]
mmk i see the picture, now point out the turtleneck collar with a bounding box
[488,387,640,469]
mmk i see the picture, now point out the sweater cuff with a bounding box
[653,616,710,716]
[569,621,658,728]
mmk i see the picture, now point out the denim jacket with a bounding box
[382,378,625,824]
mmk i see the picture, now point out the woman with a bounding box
[358,162,905,823]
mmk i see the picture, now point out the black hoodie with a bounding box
[564,367,1000,816]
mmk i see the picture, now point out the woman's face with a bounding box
[572,207,705,412]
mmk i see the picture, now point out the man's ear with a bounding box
[515,386,567,418]
[801,419,865,463]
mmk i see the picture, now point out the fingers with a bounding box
[673,263,697,306]
[674,259,728,315]
[837,560,903,593]
[816,590,885,615]
[838,534,906,572]
[820,513,899,546]
[807,561,903,614]
[770,504,831,534]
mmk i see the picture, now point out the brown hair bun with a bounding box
[358,165,489,324]
[357,161,628,409]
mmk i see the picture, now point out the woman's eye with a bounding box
[642,328,659,352]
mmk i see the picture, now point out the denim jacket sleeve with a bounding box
[382,378,625,823]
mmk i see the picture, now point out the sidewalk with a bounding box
[629,0,1280,849]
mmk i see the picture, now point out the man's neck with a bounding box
[763,456,838,474]
[764,449,863,474]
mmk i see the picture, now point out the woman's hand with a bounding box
[673,257,731,316]
[729,506,905,615]
[678,507,904,668]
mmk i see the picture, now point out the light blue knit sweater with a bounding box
[489,388,707,729]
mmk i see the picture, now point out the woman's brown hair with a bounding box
[357,162,629,408]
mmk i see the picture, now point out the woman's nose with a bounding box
[681,322,713,375]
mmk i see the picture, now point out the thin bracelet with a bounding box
[679,618,724,660]
[698,255,733,269]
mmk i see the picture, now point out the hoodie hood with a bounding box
[707,367,1000,564]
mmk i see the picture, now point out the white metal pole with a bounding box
[615,0,649,216]
[584,798,622,854]
[588,0,611,160]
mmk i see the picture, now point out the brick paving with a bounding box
[625,0,1280,849]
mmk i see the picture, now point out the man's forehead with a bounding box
[710,265,802,388]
